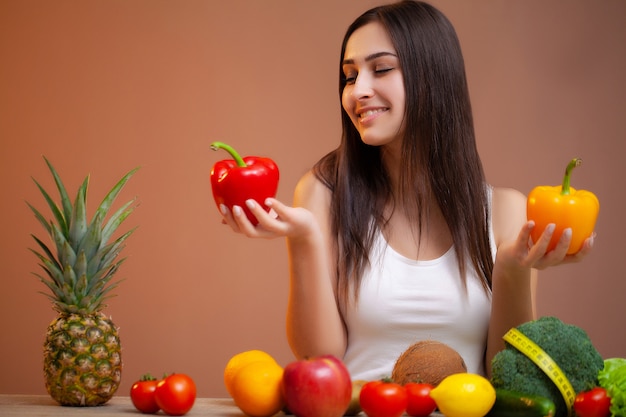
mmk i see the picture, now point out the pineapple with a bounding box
[27,157,138,406]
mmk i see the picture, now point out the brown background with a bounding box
[1,0,624,398]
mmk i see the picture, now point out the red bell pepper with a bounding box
[210,141,279,225]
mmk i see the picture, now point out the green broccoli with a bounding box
[491,316,604,417]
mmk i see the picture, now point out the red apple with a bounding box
[281,355,352,417]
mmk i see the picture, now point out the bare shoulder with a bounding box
[293,170,331,210]
[491,186,528,245]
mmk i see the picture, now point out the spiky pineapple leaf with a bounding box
[32,271,66,300]
[91,167,139,233]
[29,157,140,314]
[29,248,64,286]
[26,202,52,236]
[94,278,124,310]
[30,235,61,273]
[101,229,135,265]
[100,200,136,249]
[31,178,67,236]
[63,264,77,290]
[43,156,73,231]
[86,228,135,278]
[78,210,104,263]
[87,258,125,295]
[50,222,76,269]
[69,176,89,250]
[73,251,87,287]
[75,272,88,298]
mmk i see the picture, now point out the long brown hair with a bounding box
[314,0,493,306]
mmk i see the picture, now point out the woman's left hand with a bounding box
[498,220,595,271]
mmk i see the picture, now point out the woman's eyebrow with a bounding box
[342,51,397,66]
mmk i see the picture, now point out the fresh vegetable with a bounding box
[359,379,408,417]
[281,355,352,417]
[527,157,599,254]
[210,141,279,225]
[491,316,604,417]
[573,387,611,417]
[154,373,197,416]
[429,373,495,417]
[404,383,437,417]
[130,374,161,414]
[598,358,626,417]
[486,388,556,417]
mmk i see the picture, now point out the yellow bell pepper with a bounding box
[527,158,599,255]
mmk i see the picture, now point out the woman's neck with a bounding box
[380,141,404,193]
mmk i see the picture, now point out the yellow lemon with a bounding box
[224,350,277,397]
[429,373,496,417]
[231,360,284,417]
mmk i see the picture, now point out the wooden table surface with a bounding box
[0,394,445,416]
[0,395,245,417]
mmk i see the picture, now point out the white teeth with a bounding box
[360,109,385,118]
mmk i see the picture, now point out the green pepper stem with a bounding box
[561,158,582,195]
[210,141,247,167]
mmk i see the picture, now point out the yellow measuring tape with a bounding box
[503,328,576,416]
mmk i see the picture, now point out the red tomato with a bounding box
[574,387,611,417]
[130,374,160,414]
[404,383,437,417]
[154,373,197,416]
[359,380,408,417]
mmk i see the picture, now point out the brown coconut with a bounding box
[391,340,467,386]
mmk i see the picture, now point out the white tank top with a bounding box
[342,203,494,380]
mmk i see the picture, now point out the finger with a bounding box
[219,204,241,233]
[535,228,572,268]
[552,228,572,257]
[245,199,286,235]
[518,220,534,250]
[530,223,556,254]
[229,204,259,235]
[565,232,595,262]
[264,198,290,220]
[245,199,275,222]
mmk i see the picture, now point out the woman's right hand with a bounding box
[220,197,318,240]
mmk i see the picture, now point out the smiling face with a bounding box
[341,21,406,148]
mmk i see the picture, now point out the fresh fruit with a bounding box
[486,388,556,417]
[155,373,196,416]
[344,380,367,416]
[28,157,138,406]
[231,360,284,417]
[392,340,467,386]
[429,373,496,417]
[359,379,408,417]
[404,382,437,417]
[573,387,611,417]
[224,349,277,397]
[130,374,160,414]
[281,355,352,417]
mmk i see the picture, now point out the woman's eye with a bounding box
[375,67,393,75]
[343,73,357,85]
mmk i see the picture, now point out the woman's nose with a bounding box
[352,73,374,99]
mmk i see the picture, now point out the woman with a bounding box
[220,0,593,379]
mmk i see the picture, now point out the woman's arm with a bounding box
[285,172,346,359]
[486,187,536,374]
[222,171,347,359]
